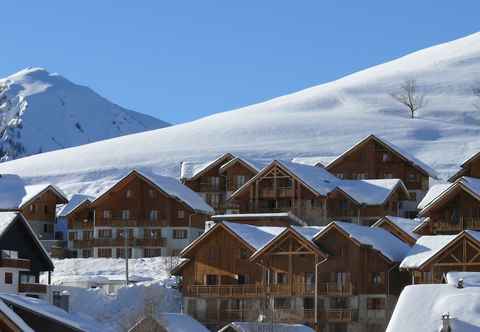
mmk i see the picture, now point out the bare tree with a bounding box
[472,83,480,110]
[390,79,427,119]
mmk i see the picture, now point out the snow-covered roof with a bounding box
[211,212,306,226]
[386,283,480,332]
[372,216,423,240]
[446,271,480,287]
[219,156,270,174]
[336,179,408,205]
[316,221,411,262]
[0,298,34,332]
[157,313,209,332]
[0,211,19,236]
[219,322,315,332]
[91,169,214,214]
[0,294,112,332]
[180,153,233,180]
[0,174,67,210]
[327,134,439,178]
[57,194,94,218]
[223,222,285,250]
[400,231,480,269]
[291,156,338,167]
[418,177,480,213]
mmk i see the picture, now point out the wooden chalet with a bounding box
[449,150,480,182]
[174,220,411,332]
[400,231,480,284]
[323,135,437,215]
[417,177,480,234]
[371,216,423,246]
[228,160,410,226]
[65,169,213,258]
[0,212,53,299]
[0,175,68,241]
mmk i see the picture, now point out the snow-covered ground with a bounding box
[0,33,479,190]
[0,67,169,161]
[42,258,183,331]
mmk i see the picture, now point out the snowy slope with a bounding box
[0,67,168,161]
[1,33,480,188]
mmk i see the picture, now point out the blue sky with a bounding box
[0,1,479,124]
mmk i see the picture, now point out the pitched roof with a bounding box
[0,212,53,270]
[0,298,34,332]
[386,283,480,332]
[211,212,307,226]
[219,322,315,332]
[372,216,423,241]
[0,174,68,210]
[180,153,234,180]
[218,156,269,174]
[400,231,480,269]
[290,156,338,168]
[315,221,411,262]
[336,179,409,205]
[155,313,209,332]
[326,134,438,178]
[417,177,480,214]
[0,294,111,332]
[91,169,214,214]
[57,194,94,218]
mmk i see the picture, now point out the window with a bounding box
[103,210,112,219]
[384,173,393,179]
[239,248,249,260]
[305,272,315,287]
[126,189,133,198]
[409,191,417,201]
[274,298,291,309]
[82,230,93,240]
[144,248,162,257]
[149,210,158,221]
[210,177,220,189]
[20,274,36,284]
[98,229,112,239]
[355,173,367,180]
[97,248,112,258]
[367,297,386,310]
[303,297,314,310]
[29,204,36,213]
[237,274,248,284]
[339,200,348,211]
[121,210,130,220]
[408,173,417,182]
[276,272,288,284]
[4,272,12,285]
[173,229,188,239]
[43,224,54,233]
[207,193,220,207]
[382,153,390,162]
[205,274,218,285]
[371,272,384,286]
[118,229,133,239]
[82,249,92,258]
[116,248,132,258]
[145,229,162,239]
[236,175,247,187]
[148,189,156,198]
[177,210,185,219]
[1,250,18,259]
[336,173,344,179]
[44,205,49,214]
[330,297,348,309]
[68,232,78,241]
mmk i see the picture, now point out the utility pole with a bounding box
[124,226,129,286]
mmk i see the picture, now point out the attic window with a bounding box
[239,248,249,260]
[29,204,35,213]
[1,250,18,259]
[382,153,390,162]
[126,189,133,198]
[148,189,156,198]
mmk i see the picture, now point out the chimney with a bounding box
[457,278,464,289]
[441,313,451,332]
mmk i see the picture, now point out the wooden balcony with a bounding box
[18,283,47,294]
[260,187,294,199]
[434,217,480,233]
[199,184,224,192]
[95,218,169,228]
[72,237,166,248]
[0,258,30,269]
[318,282,353,296]
[185,284,265,298]
[320,309,353,322]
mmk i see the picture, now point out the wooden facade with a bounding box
[372,217,418,246]
[67,170,210,258]
[175,222,409,331]
[449,152,480,182]
[418,182,480,235]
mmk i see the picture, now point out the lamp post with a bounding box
[315,257,328,329]
[122,227,129,286]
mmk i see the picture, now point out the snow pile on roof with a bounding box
[220,322,315,332]
[399,232,480,269]
[0,174,58,209]
[292,226,325,242]
[44,257,177,285]
[219,156,270,173]
[0,211,18,236]
[224,222,285,250]
[446,271,480,287]
[180,153,233,180]
[386,283,480,332]
[417,183,452,210]
[337,179,405,205]
[276,160,338,196]
[0,294,113,332]
[0,298,34,332]
[330,221,411,262]
[375,216,424,240]
[157,312,209,332]
[291,156,338,167]
[58,194,94,217]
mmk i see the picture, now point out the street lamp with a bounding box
[120,227,129,286]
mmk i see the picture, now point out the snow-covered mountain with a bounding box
[0,68,169,161]
[1,32,480,192]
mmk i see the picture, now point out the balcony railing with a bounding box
[320,309,353,322]
[72,237,166,249]
[18,283,47,294]
[318,282,353,296]
[185,284,265,298]
[434,217,480,233]
[0,258,31,269]
[95,218,169,228]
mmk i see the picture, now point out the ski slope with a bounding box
[1,32,480,190]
